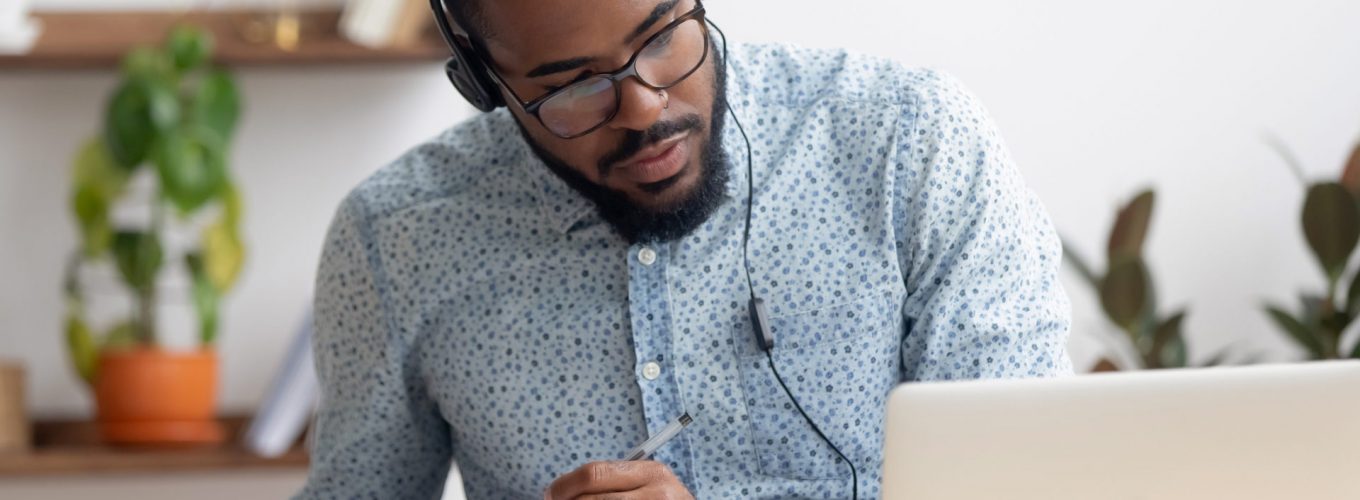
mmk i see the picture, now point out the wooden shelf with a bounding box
[0,9,447,70]
[0,415,308,477]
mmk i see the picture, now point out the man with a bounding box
[296,0,1072,498]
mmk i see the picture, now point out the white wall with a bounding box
[3,0,1359,419]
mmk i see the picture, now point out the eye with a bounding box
[651,28,677,48]
[542,71,593,93]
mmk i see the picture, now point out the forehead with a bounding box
[479,0,679,75]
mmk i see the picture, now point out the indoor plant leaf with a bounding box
[1347,271,1360,317]
[1090,358,1120,372]
[112,230,163,295]
[120,45,170,80]
[104,79,155,169]
[1107,189,1155,262]
[201,220,244,292]
[194,69,241,142]
[101,320,140,351]
[1339,142,1360,197]
[185,253,220,345]
[1060,239,1100,289]
[1264,304,1326,359]
[71,137,130,256]
[1301,182,1360,282]
[155,127,228,214]
[64,312,98,386]
[1100,257,1148,332]
[1148,309,1187,369]
[167,24,214,72]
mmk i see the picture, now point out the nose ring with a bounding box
[659,89,669,110]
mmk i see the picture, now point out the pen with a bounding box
[622,412,693,461]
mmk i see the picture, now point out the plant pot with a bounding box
[94,348,224,446]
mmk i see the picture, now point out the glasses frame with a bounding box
[478,2,711,139]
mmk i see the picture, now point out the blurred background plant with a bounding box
[1263,137,1360,360]
[1064,189,1239,370]
[62,24,244,386]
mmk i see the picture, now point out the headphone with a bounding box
[430,0,504,112]
[428,2,858,497]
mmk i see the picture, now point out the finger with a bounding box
[545,461,667,500]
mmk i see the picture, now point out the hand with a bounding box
[544,460,694,500]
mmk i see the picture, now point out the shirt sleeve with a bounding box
[891,70,1074,381]
[294,193,453,499]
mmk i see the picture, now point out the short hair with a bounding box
[443,0,494,43]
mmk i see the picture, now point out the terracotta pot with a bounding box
[94,348,224,446]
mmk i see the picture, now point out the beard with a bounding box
[515,49,731,244]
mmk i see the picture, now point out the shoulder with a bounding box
[339,110,525,223]
[727,41,973,112]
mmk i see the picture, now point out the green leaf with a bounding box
[167,24,214,72]
[1265,304,1327,359]
[201,218,244,293]
[186,253,220,345]
[1301,183,1360,282]
[1340,142,1360,197]
[1160,335,1188,369]
[71,137,130,256]
[1149,310,1187,369]
[194,69,240,142]
[1060,238,1100,289]
[64,312,98,386]
[1351,337,1360,359]
[1100,257,1149,331]
[155,127,227,214]
[1107,189,1155,262]
[112,231,163,294]
[1198,349,1233,367]
[1347,271,1360,317]
[104,79,155,169]
[120,46,170,80]
[101,320,139,351]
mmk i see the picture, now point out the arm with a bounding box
[892,70,1073,381]
[294,194,453,499]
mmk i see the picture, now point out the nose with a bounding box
[606,78,667,132]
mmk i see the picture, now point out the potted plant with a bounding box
[1064,189,1242,370]
[62,25,244,446]
[1263,138,1360,360]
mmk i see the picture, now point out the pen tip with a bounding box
[679,412,692,426]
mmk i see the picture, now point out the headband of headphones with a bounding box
[429,0,505,112]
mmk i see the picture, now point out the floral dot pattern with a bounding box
[296,41,1072,500]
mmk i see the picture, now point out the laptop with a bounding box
[880,361,1360,500]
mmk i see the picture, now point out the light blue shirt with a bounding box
[297,41,1072,500]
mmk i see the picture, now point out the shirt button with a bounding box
[637,247,657,266]
[641,362,662,380]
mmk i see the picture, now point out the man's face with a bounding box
[476,0,729,242]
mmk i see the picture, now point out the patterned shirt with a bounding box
[297,41,1072,500]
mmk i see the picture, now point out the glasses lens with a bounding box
[637,18,707,88]
[539,76,617,137]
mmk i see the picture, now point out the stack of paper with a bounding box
[242,308,319,458]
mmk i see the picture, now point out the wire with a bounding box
[709,17,859,500]
[765,350,859,500]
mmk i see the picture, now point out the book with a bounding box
[242,308,319,458]
[340,0,431,48]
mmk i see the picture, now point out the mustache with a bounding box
[597,114,704,179]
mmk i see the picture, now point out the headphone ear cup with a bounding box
[444,51,504,112]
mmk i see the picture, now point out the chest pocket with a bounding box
[738,285,904,480]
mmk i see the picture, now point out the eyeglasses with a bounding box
[481,3,710,139]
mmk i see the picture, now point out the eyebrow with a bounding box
[524,0,682,79]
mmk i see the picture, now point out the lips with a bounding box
[615,134,690,184]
